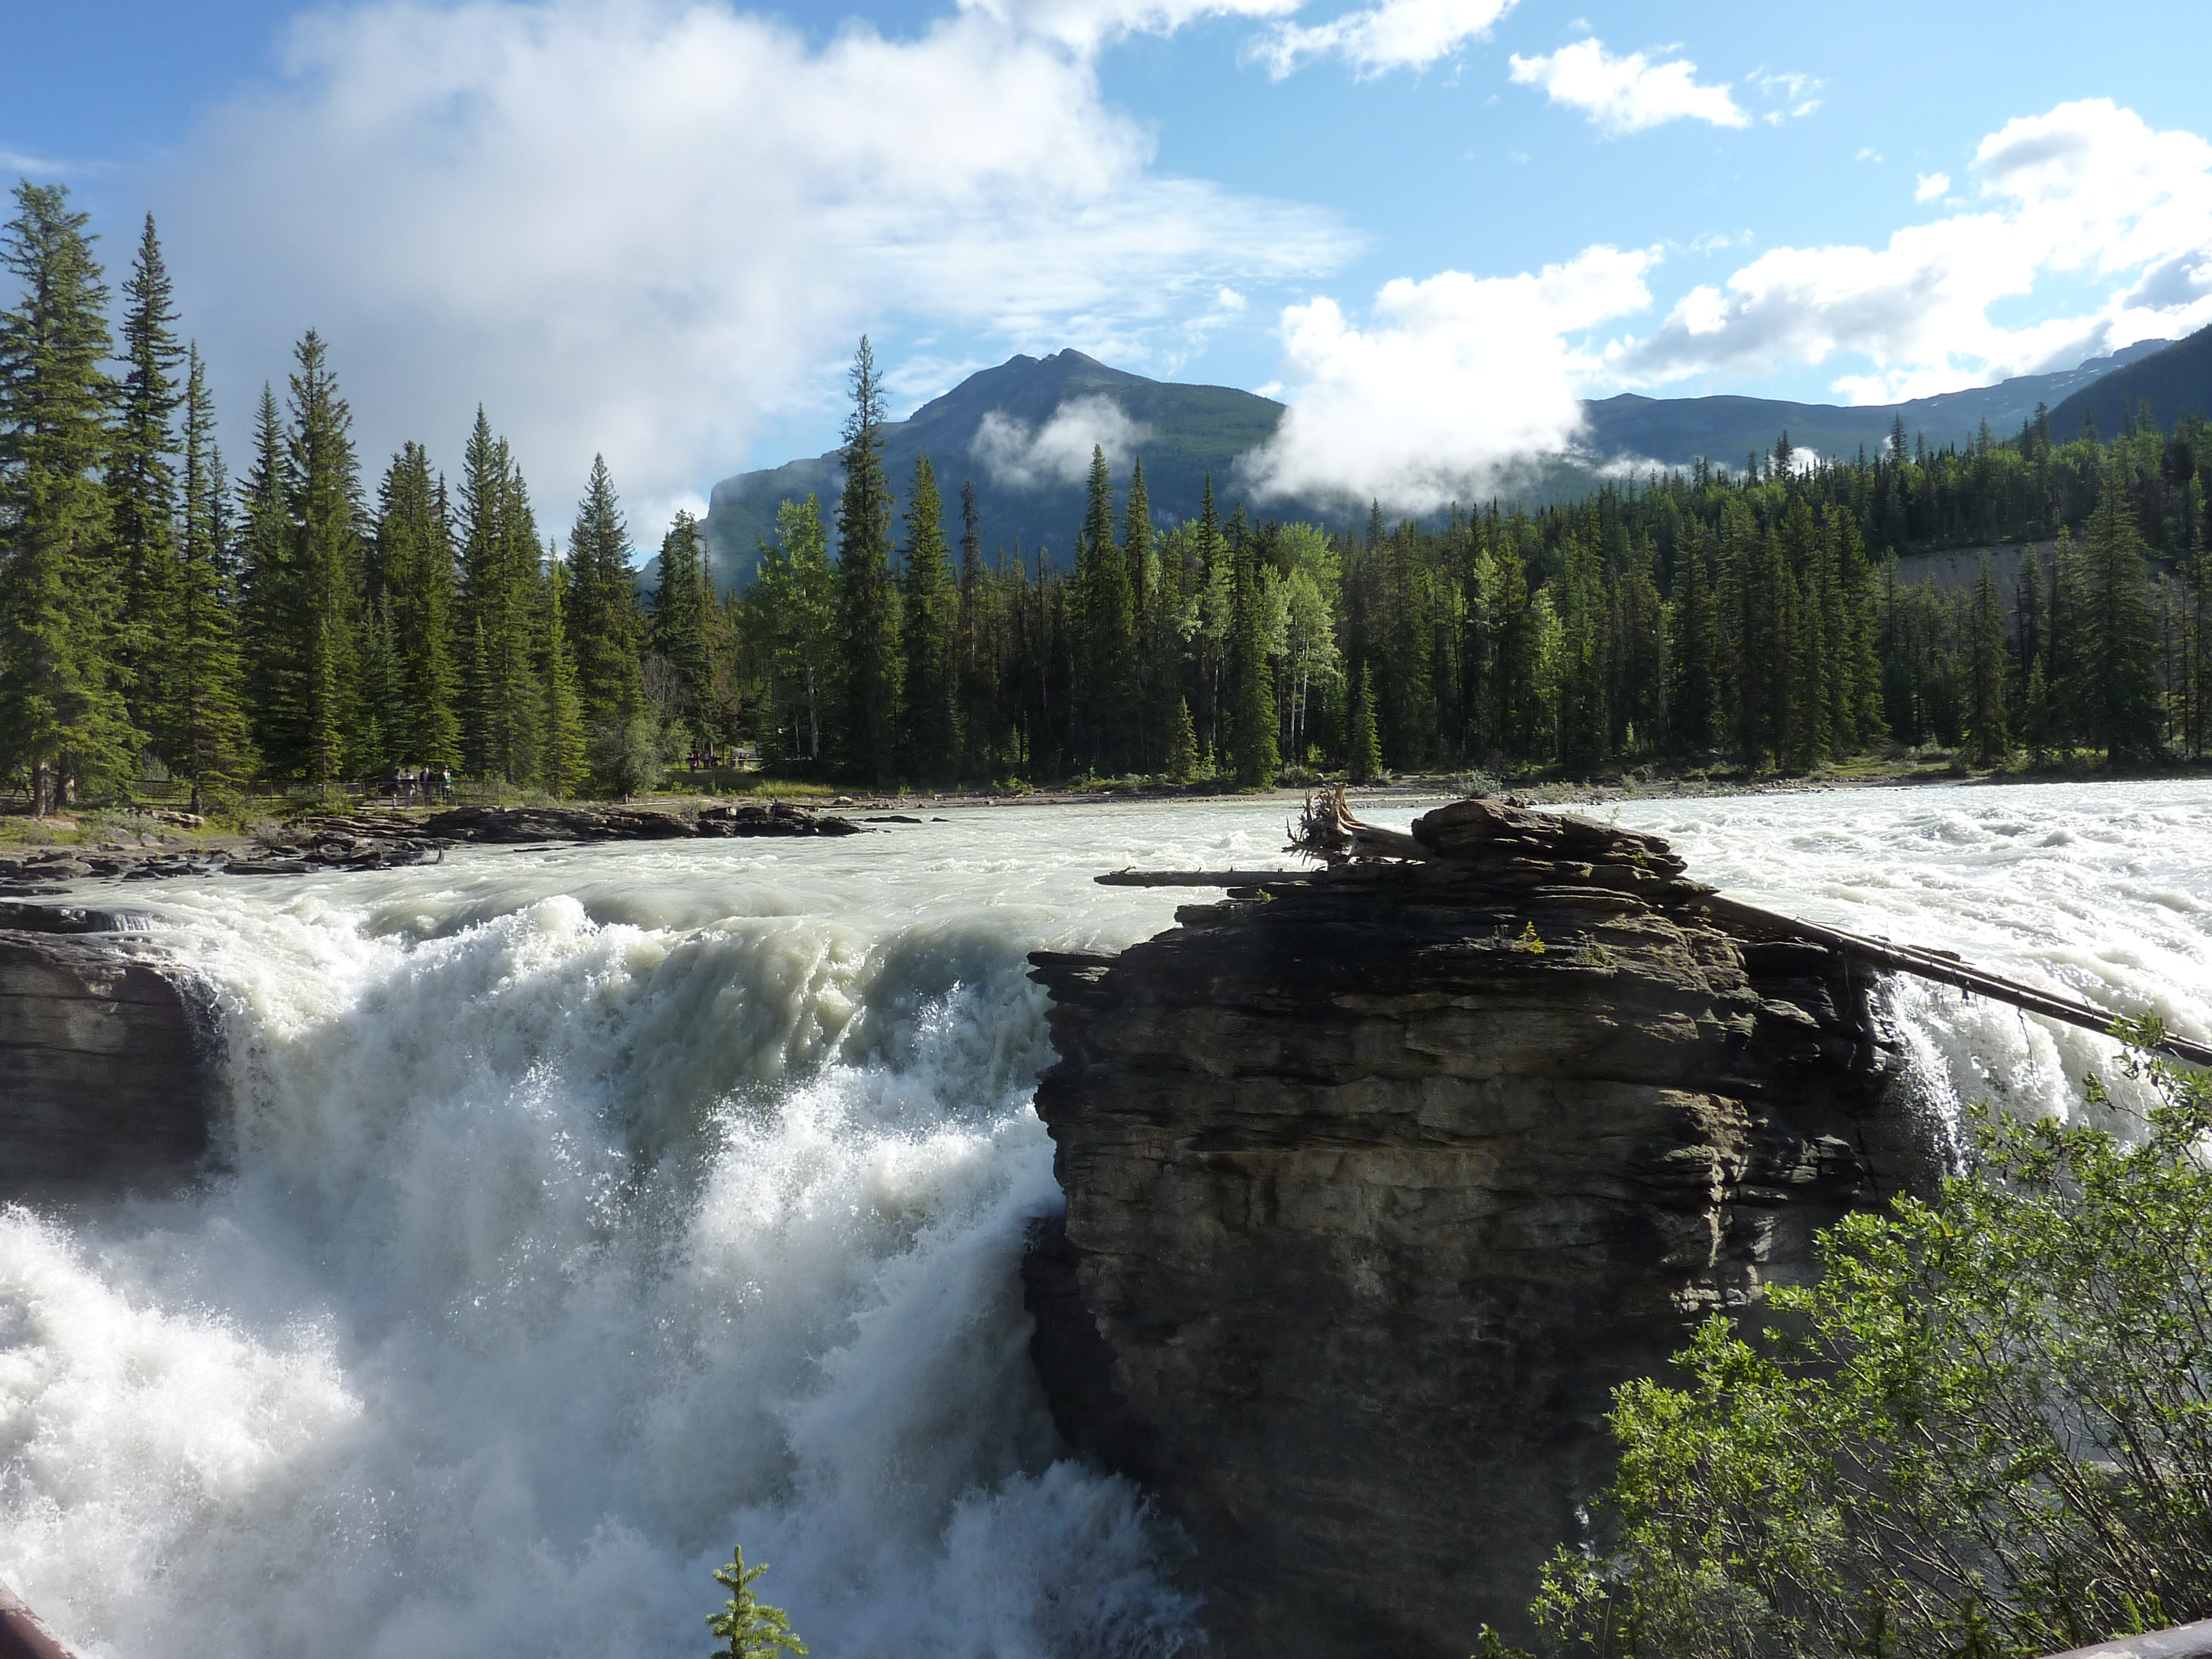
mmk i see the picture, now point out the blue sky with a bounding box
[5,0,2211,525]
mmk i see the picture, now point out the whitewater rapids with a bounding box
[3,782,2209,1657]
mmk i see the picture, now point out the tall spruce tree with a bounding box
[833,337,901,780]
[2081,457,2161,760]
[373,443,462,768]
[568,454,643,732]
[1227,525,1278,786]
[170,346,254,805]
[457,409,542,782]
[236,384,303,776]
[956,479,993,776]
[652,509,715,749]
[748,494,834,766]
[284,332,364,786]
[106,213,184,753]
[1966,553,2010,765]
[538,548,588,795]
[898,454,957,780]
[0,182,133,813]
[1073,443,1135,773]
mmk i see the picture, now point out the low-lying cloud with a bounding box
[1241,246,1654,512]
[971,395,1151,489]
[1245,96,2212,512]
[154,0,1351,537]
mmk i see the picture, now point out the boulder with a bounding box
[1024,799,1930,1656]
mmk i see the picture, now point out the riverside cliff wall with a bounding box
[0,906,210,1198]
[1024,800,1931,1657]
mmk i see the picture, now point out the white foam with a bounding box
[5,784,2208,1654]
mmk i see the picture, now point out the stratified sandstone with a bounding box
[0,911,210,1198]
[1025,799,1928,1658]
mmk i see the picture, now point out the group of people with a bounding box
[391,765,454,806]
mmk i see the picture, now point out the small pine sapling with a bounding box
[706,1547,806,1659]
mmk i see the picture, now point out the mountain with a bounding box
[701,350,1281,592]
[1580,337,2172,469]
[2046,324,2212,443]
[697,340,2173,594]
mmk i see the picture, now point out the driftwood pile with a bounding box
[1100,785,2212,1070]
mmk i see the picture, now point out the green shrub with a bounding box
[1537,1020,2212,1659]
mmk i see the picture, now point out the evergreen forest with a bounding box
[5,181,2211,812]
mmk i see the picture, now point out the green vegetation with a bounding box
[2,180,2208,808]
[705,1547,806,1659]
[1535,1024,2212,1659]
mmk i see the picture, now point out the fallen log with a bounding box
[0,1583,76,1659]
[1099,784,2212,1071]
[1692,891,2212,1069]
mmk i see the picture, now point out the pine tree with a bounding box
[1966,553,2009,765]
[0,181,134,814]
[237,383,304,776]
[1165,694,1197,782]
[567,453,643,732]
[898,454,956,780]
[284,331,364,786]
[1669,533,1720,753]
[1347,666,1380,783]
[652,509,714,749]
[170,346,254,807]
[956,478,993,776]
[705,1547,806,1659]
[373,443,462,768]
[457,409,541,782]
[833,337,901,780]
[1073,443,1134,772]
[537,548,587,795]
[2023,654,2052,766]
[351,595,401,778]
[1227,527,1278,786]
[746,494,834,766]
[2081,457,2161,760]
[1191,476,1231,757]
[106,213,184,754]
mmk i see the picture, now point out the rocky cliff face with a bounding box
[0,906,210,1199]
[1024,800,1930,1657]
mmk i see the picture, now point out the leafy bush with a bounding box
[1537,1020,2212,1659]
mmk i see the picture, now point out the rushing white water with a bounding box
[4,783,2210,1658]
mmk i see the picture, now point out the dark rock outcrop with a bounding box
[1024,799,1927,1657]
[0,908,210,1199]
[424,801,863,842]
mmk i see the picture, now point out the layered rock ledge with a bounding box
[1024,797,1929,1657]
[0,907,210,1199]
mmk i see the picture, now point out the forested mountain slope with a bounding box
[700,341,2179,592]
[2048,324,2212,443]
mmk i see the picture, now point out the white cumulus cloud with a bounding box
[971,395,1152,489]
[959,0,1299,53]
[1254,0,1518,81]
[1914,171,1951,203]
[1241,246,1655,512]
[1507,38,1747,135]
[1611,98,2212,402]
[155,0,1352,537]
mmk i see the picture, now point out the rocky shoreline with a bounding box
[0,800,866,896]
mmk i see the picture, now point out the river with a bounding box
[4,781,2210,1657]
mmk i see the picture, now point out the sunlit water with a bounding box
[4,783,2210,1657]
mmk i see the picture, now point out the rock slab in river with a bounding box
[0,916,209,1198]
[1024,800,1929,1657]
